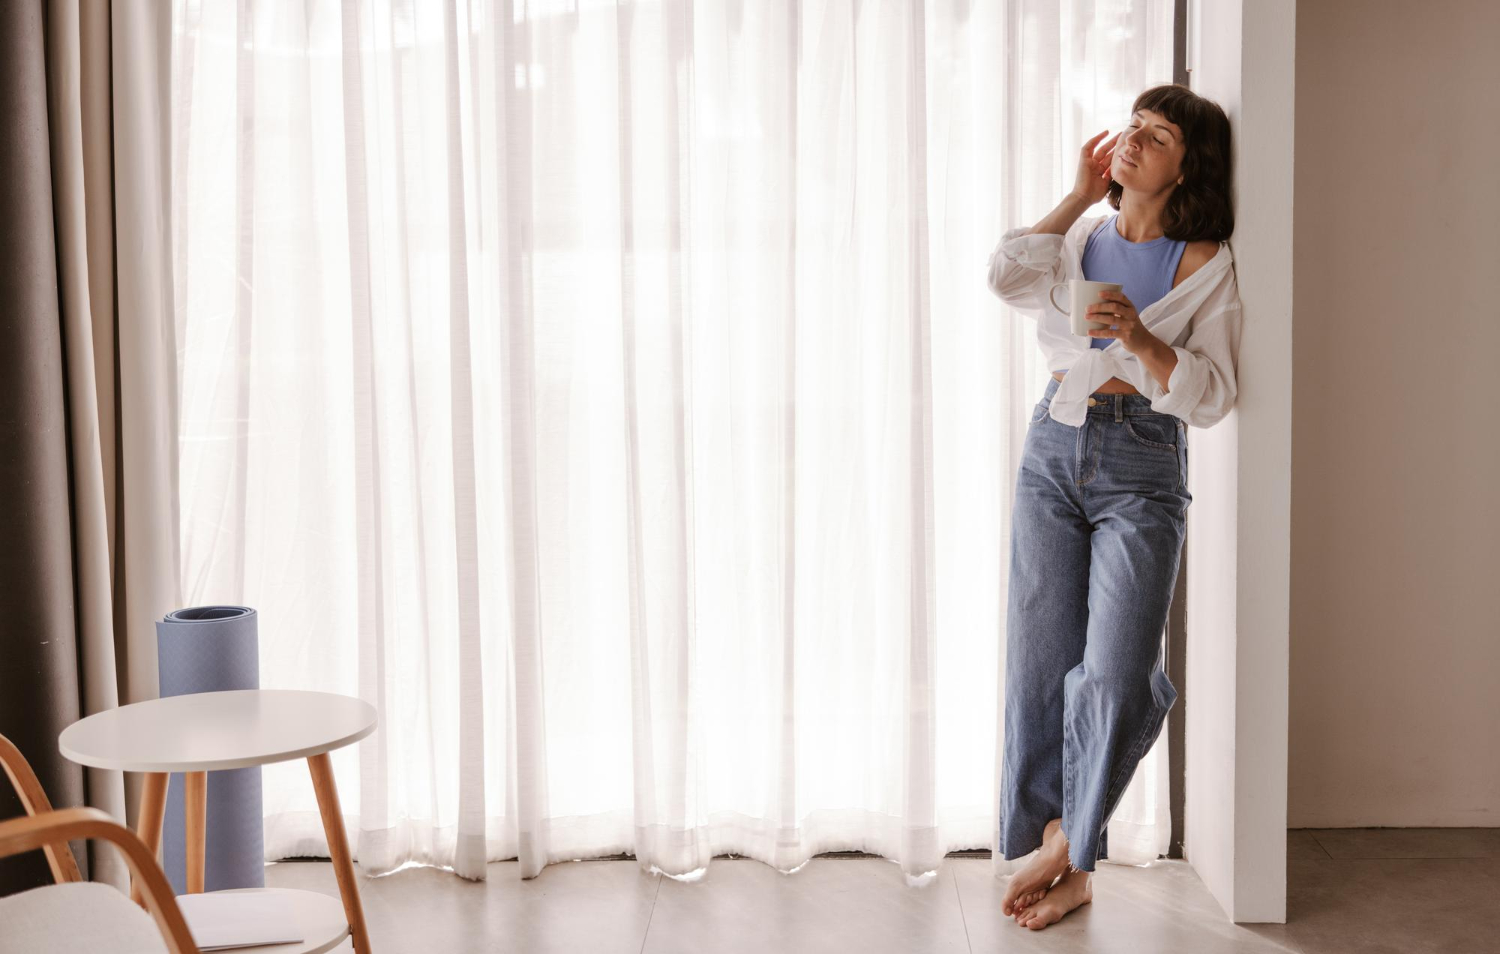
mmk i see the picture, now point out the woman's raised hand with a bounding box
[1072,129,1122,205]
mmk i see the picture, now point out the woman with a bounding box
[984,83,1242,931]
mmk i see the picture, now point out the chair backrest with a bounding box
[0,733,201,954]
[0,733,82,883]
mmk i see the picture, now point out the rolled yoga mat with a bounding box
[156,605,265,893]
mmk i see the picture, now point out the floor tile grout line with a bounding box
[951,866,972,954]
[1304,854,1493,861]
[638,871,663,954]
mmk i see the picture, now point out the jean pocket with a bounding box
[1123,413,1177,450]
[1177,424,1189,489]
[1029,402,1051,425]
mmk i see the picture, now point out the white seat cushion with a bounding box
[0,881,168,953]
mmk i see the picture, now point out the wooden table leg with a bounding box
[131,772,169,907]
[307,753,371,953]
[185,771,207,893]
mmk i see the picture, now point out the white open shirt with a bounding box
[986,212,1243,428]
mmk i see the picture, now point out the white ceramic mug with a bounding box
[1049,279,1123,337]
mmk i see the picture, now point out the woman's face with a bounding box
[1111,108,1185,192]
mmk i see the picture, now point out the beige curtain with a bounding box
[45,0,129,891]
[0,0,179,895]
[55,0,184,876]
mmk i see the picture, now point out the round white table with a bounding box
[59,689,378,954]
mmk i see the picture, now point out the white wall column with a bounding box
[1183,0,1294,923]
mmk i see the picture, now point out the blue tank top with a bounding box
[1057,214,1187,367]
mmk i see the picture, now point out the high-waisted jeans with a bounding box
[999,375,1190,872]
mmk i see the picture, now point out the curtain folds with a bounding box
[167,0,1176,883]
[0,0,180,896]
[0,0,92,897]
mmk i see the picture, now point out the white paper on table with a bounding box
[174,891,305,951]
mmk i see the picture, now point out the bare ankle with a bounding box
[1046,820,1069,853]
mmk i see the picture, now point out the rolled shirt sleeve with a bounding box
[1146,302,1242,428]
[986,226,1066,313]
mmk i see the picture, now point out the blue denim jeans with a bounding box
[999,375,1189,872]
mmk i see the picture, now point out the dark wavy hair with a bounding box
[1106,84,1234,243]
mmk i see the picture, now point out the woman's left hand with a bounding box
[1088,290,1160,355]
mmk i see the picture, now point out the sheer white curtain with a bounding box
[169,0,1175,883]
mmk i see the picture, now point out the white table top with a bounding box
[59,689,377,772]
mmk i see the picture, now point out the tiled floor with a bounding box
[266,828,1500,953]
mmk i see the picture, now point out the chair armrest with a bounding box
[0,807,201,954]
[0,733,82,884]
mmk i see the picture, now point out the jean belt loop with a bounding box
[1114,393,1123,423]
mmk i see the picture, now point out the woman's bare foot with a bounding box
[1014,864,1093,930]
[1000,817,1072,916]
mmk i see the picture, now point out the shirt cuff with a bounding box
[997,227,1064,268]
[1148,346,1210,419]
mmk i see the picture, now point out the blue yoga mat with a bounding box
[156,605,265,893]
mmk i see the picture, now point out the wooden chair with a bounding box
[0,732,199,953]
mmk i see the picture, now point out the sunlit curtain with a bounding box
[169,0,1175,882]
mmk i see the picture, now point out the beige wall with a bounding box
[1291,0,1500,827]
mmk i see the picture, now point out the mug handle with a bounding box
[1048,282,1069,313]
